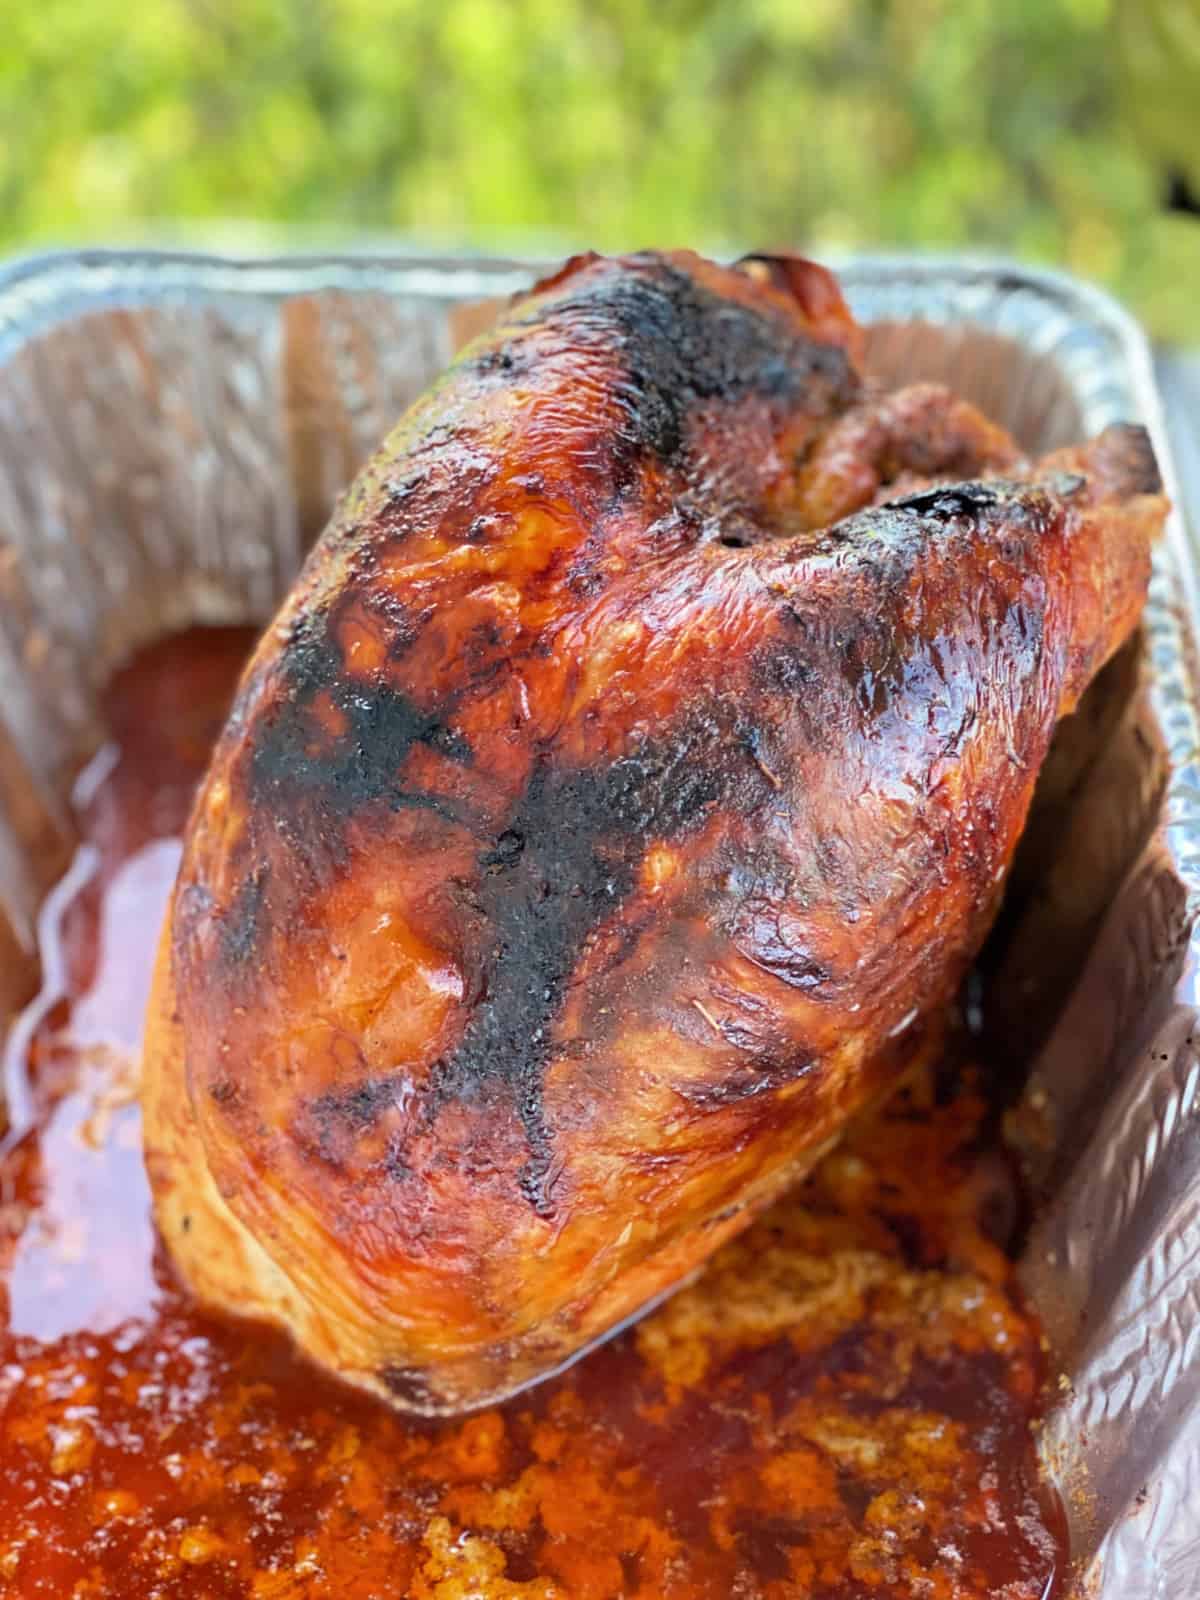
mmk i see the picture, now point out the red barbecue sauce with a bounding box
[0,629,1067,1598]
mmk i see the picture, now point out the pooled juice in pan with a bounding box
[0,630,1066,1598]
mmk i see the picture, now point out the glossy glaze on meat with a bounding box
[142,250,1165,1413]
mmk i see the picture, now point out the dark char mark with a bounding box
[828,479,1055,570]
[379,1364,437,1409]
[295,1074,404,1172]
[521,260,858,477]
[766,483,1044,743]
[247,613,471,825]
[313,1076,399,1135]
[887,483,1001,520]
[220,865,269,968]
[427,714,757,1217]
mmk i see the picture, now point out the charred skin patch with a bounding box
[466,342,530,382]
[246,614,471,825]
[378,1364,437,1409]
[765,481,1058,736]
[220,865,269,969]
[888,483,1003,521]
[521,261,859,476]
[422,712,774,1217]
[295,1075,404,1172]
[314,1075,401,1133]
[877,481,1057,570]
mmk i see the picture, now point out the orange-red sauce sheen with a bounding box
[0,630,1065,1598]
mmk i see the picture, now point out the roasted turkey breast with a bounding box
[143,251,1164,1413]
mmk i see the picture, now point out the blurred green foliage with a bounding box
[1,0,1197,334]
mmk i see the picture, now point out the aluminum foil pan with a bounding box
[0,247,1195,1597]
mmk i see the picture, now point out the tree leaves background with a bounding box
[1,0,1196,335]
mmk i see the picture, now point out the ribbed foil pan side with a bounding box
[0,247,1196,1596]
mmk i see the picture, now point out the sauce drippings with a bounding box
[0,629,1066,1598]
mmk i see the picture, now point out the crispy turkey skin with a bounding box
[143,251,1165,1413]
